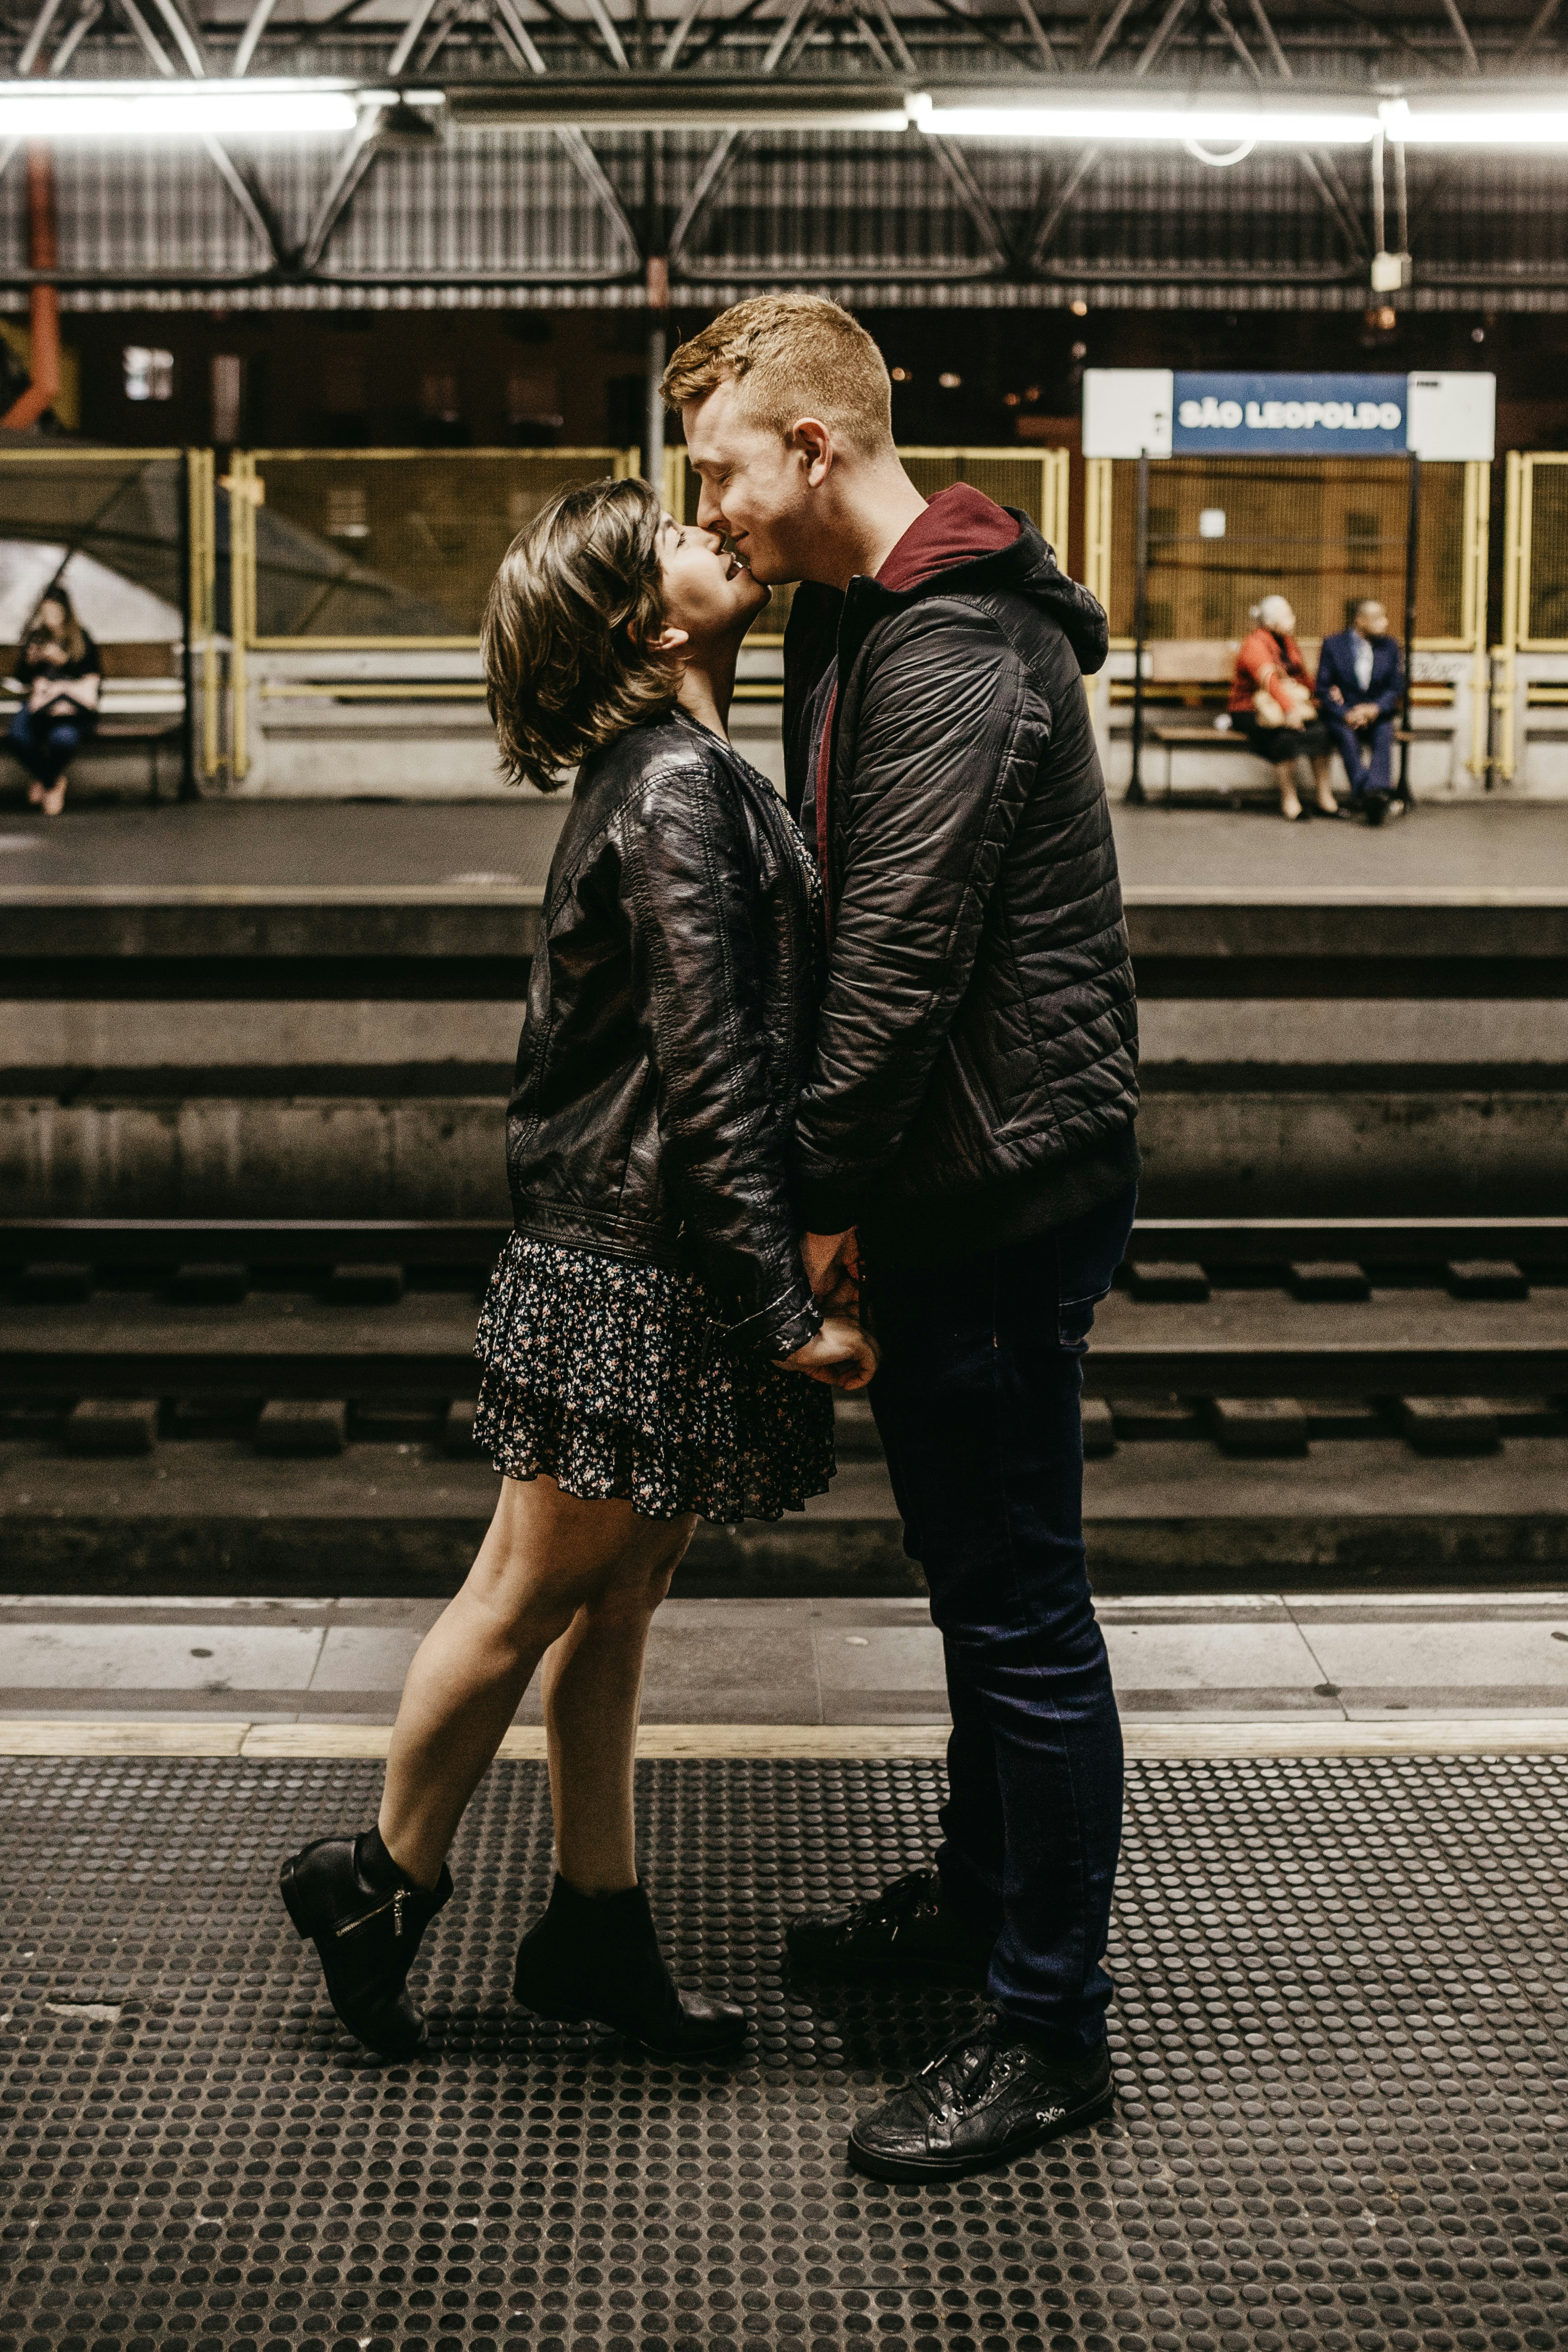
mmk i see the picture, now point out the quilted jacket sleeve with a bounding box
[619,748,822,1359]
[791,598,1045,1237]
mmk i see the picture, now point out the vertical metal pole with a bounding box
[1127,447,1149,806]
[1399,452,1420,806]
[177,447,198,802]
[645,321,667,496]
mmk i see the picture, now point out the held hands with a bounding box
[1345,702,1380,729]
[775,1226,876,1388]
[776,1316,879,1393]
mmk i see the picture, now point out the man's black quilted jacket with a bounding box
[783,512,1140,1268]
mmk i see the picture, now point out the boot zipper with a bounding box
[337,1888,407,1940]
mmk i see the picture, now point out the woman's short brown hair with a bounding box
[482,474,676,793]
[24,582,86,666]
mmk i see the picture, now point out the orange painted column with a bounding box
[1,145,61,431]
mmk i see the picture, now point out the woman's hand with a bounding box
[776,1315,880,1392]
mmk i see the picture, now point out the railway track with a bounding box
[4,1212,1566,1433]
[5,1215,1565,1595]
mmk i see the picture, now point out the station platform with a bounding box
[2,1609,1566,2352]
[4,789,1568,902]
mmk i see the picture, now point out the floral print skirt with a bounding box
[472,1232,836,1524]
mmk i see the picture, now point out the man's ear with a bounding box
[646,623,690,654]
[790,417,833,486]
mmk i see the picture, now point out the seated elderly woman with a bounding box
[1228,595,1341,823]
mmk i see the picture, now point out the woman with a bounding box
[7,584,102,817]
[281,477,875,2063]
[1230,594,1340,823]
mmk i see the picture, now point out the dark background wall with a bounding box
[57,301,1568,456]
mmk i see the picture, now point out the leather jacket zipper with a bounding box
[337,1888,407,1940]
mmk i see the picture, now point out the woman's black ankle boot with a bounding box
[280,1828,452,2061]
[513,1874,746,2057]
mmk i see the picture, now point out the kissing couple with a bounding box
[281,293,1141,2185]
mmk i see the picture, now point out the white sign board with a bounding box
[1082,368,1173,460]
[1406,372,1496,462]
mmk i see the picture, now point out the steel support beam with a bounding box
[1438,0,1480,69]
[229,0,279,75]
[15,0,70,75]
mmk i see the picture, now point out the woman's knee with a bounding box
[586,1517,695,1621]
[469,1476,650,1623]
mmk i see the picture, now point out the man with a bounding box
[663,295,1140,2184]
[1317,598,1406,824]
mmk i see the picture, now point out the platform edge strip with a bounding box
[0,1718,1567,1760]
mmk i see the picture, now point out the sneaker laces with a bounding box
[909,2014,1021,2121]
[833,1869,942,1932]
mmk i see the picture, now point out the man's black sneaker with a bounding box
[785,1867,994,1989]
[848,2015,1114,2183]
[280,1831,451,2060]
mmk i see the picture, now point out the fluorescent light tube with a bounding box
[910,99,1377,144]
[0,82,359,136]
[1381,96,1568,144]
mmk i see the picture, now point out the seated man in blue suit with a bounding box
[1317,599,1405,824]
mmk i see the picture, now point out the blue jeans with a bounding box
[8,705,93,788]
[864,1182,1136,2054]
[1324,707,1394,797]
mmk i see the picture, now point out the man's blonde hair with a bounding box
[661,293,894,457]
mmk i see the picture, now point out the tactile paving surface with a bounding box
[2,1755,1566,2352]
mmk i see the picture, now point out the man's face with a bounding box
[681,377,822,586]
[1357,603,1388,638]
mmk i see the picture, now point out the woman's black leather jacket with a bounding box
[506,709,824,1361]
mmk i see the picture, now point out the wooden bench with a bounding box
[1124,639,1431,806]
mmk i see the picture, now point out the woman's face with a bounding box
[657,516,768,647]
[36,600,66,636]
[1270,601,1296,635]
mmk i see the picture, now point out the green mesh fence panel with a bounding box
[250,452,629,641]
[0,450,185,628]
[1525,460,1568,646]
[1108,457,1467,645]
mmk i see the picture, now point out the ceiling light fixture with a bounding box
[907,96,1378,144]
[1380,96,1568,143]
[0,80,361,136]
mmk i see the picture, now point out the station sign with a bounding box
[1083,368,1495,461]
[1173,372,1406,455]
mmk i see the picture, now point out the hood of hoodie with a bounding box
[828,486,1109,679]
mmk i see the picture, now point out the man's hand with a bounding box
[1346,702,1380,729]
[776,1315,880,1392]
[801,1228,858,1303]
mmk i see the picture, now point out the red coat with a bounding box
[1230,626,1314,716]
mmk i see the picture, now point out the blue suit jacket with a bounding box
[1316,629,1403,723]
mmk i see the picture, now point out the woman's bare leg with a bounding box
[541,1515,696,1895]
[40,773,67,816]
[1310,754,1339,814]
[1276,759,1302,820]
[377,1473,679,1888]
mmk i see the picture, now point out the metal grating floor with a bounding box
[2,1753,1567,2352]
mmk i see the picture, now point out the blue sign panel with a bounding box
[1172,372,1407,456]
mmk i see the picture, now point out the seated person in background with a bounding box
[1229,594,1340,823]
[6,584,102,818]
[1317,598,1405,826]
